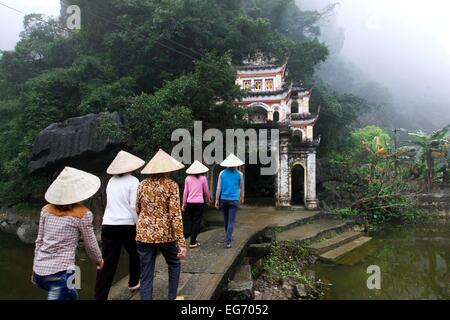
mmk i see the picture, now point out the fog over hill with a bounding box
[1,0,449,131]
[0,0,60,50]
[299,0,450,131]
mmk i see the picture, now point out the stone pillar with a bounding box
[305,151,318,210]
[277,128,290,207]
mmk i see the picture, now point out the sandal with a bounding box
[128,281,140,292]
[189,241,201,248]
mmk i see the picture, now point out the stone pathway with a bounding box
[108,206,319,300]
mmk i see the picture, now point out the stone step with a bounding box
[247,243,271,260]
[335,240,382,266]
[225,264,254,300]
[318,236,372,262]
[308,231,363,255]
[276,219,355,242]
[231,264,253,283]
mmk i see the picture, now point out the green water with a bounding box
[312,220,450,300]
[0,232,129,300]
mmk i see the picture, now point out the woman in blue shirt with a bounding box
[215,154,245,248]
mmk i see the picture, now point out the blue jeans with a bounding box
[221,199,239,245]
[137,242,181,300]
[33,271,78,300]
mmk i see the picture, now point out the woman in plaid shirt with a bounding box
[32,167,104,300]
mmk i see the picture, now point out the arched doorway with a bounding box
[245,162,275,206]
[249,106,268,123]
[291,164,305,205]
[273,111,280,122]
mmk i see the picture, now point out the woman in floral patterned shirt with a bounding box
[136,149,186,300]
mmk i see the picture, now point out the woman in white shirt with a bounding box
[94,151,145,300]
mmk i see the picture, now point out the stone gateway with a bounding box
[234,54,319,209]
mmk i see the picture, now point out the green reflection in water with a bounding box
[312,221,450,300]
[0,232,129,300]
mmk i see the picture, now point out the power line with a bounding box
[1,0,199,61]
[0,1,71,34]
[0,1,25,15]
[59,0,200,60]
[61,0,204,58]
[66,0,202,57]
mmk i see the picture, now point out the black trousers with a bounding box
[94,225,140,300]
[186,203,204,245]
[137,241,181,300]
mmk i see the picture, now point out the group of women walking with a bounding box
[31,149,245,300]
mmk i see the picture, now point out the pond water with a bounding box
[312,220,450,300]
[1,219,449,300]
[0,232,129,300]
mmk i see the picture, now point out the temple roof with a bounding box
[289,114,319,128]
[236,64,283,71]
[236,52,285,71]
[291,112,318,120]
[289,117,319,128]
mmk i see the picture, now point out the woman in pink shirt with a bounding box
[182,161,211,248]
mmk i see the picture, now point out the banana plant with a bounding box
[408,125,450,185]
[436,142,450,184]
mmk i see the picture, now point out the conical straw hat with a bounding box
[107,150,145,175]
[220,153,245,168]
[186,160,209,175]
[141,149,185,174]
[45,167,101,205]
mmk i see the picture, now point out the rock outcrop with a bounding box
[28,112,129,174]
[0,208,38,243]
[17,221,38,244]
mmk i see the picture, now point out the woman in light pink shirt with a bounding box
[182,161,211,248]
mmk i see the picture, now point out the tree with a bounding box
[409,126,450,185]
[0,0,332,206]
[323,126,421,222]
[125,52,245,158]
[312,82,370,154]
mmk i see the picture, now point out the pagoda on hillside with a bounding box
[235,53,320,209]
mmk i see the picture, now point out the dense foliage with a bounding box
[253,240,326,299]
[0,0,378,210]
[0,0,339,206]
[407,126,450,185]
[323,126,423,222]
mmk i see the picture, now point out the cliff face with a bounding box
[28,112,127,174]
[27,112,130,225]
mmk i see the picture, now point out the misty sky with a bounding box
[301,0,450,128]
[339,0,450,102]
[1,0,449,127]
[0,0,60,50]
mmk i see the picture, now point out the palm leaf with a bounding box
[431,125,450,140]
